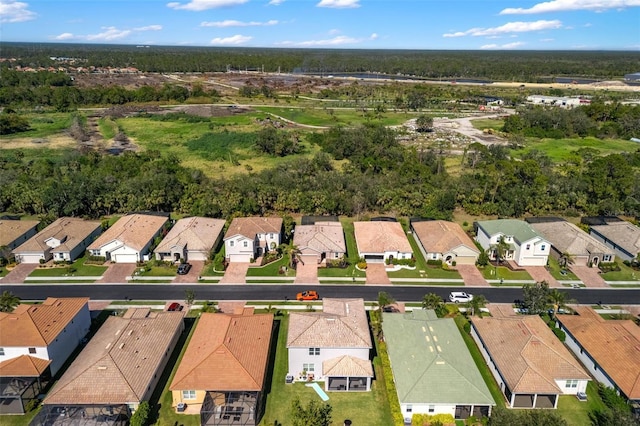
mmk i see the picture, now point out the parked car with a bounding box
[449,292,473,303]
[296,290,319,301]
[168,302,183,311]
[177,263,191,275]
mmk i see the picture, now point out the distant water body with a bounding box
[298,72,492,84]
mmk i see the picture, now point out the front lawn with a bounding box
[317,264,366,278]
[246,255,294,277]
[388,233,462,280]
[260,316,393,426]
[29,256,108,277]
[600,261,640,282]
[547,256,579,280]
[138,265,177,277]
[478,265,532,281]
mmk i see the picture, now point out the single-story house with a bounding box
[287,298,373,392]
[382,310,495,422]
[13,218,101,264]
[411,220,480,265]
[353,221,412,263]
[0,220,39,262]
[527,219,615,266]
[470,315,590,409]
[0,297,90,414]
[224,217,283,263]
[88,214,168,263]
[589,221,640,262]
[476,219,549,266]
[32,308,184,426]
[293,221,346,265]
[556,307,640,411]
[170,309,274,425]
[155,217,225,262]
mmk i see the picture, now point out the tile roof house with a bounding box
[527,219,615,266]
[155,217,225,262]
[13,218,101,264]
[589,220,640,262]
[470,315,590,409]
[34,309,184,425]
[293,221,346,264]
[382,310,495,422]
[170,310,274,425]
[556,306,640,410]
[287,298,373,392]
[0,220,39,261]
[0,298,90,415]
[353,221,412,263]
[88,214,168,263]
[411,220,480,266]
[476,219,550,266]
[224,217,283,263]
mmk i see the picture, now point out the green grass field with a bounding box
[254,106,415,127]
[470,118,504,131]
[479,265,532,281]
[2,113,73,140]
[600,261,640,282]
[512,137,640,162]
[29,256,107,277]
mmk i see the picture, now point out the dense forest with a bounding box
[2,42,639,81]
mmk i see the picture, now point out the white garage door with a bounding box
[229,254,252,263]
[19,254,45,264]
[113,253,138,263]
[454,256,477,265]
[187,251,208,262]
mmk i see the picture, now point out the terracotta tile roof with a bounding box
[557,306,640,399]
[529,221,613,257]
[353,221,412,254]
[412,220,479,255]
[293,222,346,255]
[287,298,372,349]
[471,316,589,394]
[0,355,51,377]
[0,298,89,347]
[323,355,373,377]
[44,309,183,405]
[13,217,100,254]
[0,220,39,247]
[155,217,225,254]
[170,312,273,392]
[224,217,283,240]
[88,214,167,252]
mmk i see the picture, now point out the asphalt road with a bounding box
[3,284,640,306]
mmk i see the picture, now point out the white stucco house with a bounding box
[475,219,550,266]
[155,217,225,262]
[12,218,102,264]
[287,298,373,392]
[223,217,283,263]
[411,220,480,265]
[353,221,412,263]
[88,214,168,263]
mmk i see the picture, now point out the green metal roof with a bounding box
[382,310,495,406]
[477,219,543,245]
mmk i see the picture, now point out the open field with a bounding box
[254,106,416,127]
[512,137,640,162]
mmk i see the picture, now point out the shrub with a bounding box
[379,341,404,426]
[552,328,566,342]
[357,261,368,270]
[24,398,40,412]
[130,401,150,426]
[426,259,443,266]
[411,413,454,426]
[39,258,46,264]
[451,260,457,267]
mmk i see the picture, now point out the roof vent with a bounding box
[119,343,125,349]
[128,330,133,336]
[105,343,111,350]
[97,366,107,370]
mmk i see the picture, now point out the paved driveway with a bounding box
[365,263,391,285]
[525,266,561,287]
[571,265,607,287]
[219,262,249,284]
[294,255,319,284]
[456,264,488,287]
[1,263,38,284]
[174,261,205,283]
[98,263,137,283]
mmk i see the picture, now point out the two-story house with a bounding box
[224,217,283,263]
[476,219,550,266]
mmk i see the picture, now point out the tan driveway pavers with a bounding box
[1,263,38,284]
[98,263,137,283]
[219,262,250,284]
[570,265,607,287]
[294,255,319,284]
[365,263,391,285]
[456,264,489,287]
[525,266,561,287]
[174,260,205,283]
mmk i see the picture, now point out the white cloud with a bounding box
[540,38,555,42]
[443,20,562,37]
[268,0,284,4]
[481,41,525,49]
[51,25,162,42]
[500,0,640,15]
[317,0,360,9]
[370,33,378,40]
[278,35,360,46]
[134,25,163,31]
[328,28,341,35]
[0,0,36,23]
[53,32,75,40]
[200,19,278,27]
[167,0,248,11]
[210,34,252,45]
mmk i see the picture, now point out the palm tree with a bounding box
[558,252,575,270]
[547,288,568,319]
[466,294,488,317]
[280,242,302,269]
[0,291,20,312]
[422,292,446,317]
[377,291,395,316]
[491,236,510,264]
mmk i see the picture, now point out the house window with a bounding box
[406,405,412,413]
[432,254,437,259]
[182,390,196,400]
[603,255,612,262]
[29,347,36,354]
[526,244,530,250]
[309,348,320,356]
[243,241,248,247]
[303,363,315,372]
[541,244,546,251]
[428,405,435,413]
[0,348,4,356]
[230,241,234,247]
[269,233,274,239]
[566,380,578,388]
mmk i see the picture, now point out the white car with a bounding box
[449,292,473,303]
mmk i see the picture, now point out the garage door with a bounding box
[113,253,138,263]
[229,253,252,263]
[19,254,45,264]
[454,256,477,265]
[365,254,385,263]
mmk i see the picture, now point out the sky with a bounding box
[1,0,639,50]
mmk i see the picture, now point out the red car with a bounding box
[167,302,183,311]
[296,290,319,301]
